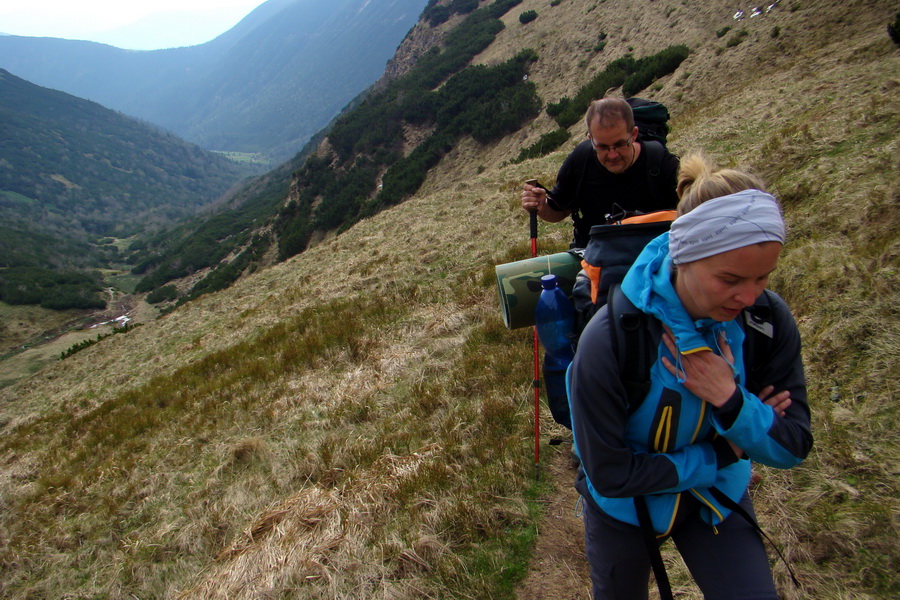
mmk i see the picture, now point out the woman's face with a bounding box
[675,242,783,321]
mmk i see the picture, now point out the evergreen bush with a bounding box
[0,267,106,310]
[547,45,689,128]
[519,10,538,24]
[512,128,571,163]
[146,284,179,304]
[725,30,748,47]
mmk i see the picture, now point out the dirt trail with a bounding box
[516,443,592,599]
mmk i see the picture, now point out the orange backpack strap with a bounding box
[581,260,602,304]
[620,209,677,225]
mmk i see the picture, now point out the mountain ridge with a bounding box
[0,0,429,161]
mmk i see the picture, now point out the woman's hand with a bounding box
[661,327,736,408]
[757,385,792,418]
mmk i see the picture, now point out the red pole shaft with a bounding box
[530,213,540,480]
[533,324,541,480]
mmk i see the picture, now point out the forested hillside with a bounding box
[0,68,251,309]
[0,70,248,243]
[0,1,897,598]
[129,0,533,301]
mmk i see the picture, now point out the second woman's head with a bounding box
[670,153,785,321]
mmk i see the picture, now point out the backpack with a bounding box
[626,97,671,197]
[627,97,670,146]
[571,209,676,338]
[542,209,673,430]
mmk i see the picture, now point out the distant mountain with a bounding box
[0,68,250,269]
[0,0,430,162]
[128,0,537,304]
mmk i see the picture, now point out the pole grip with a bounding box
[525,178,544,244]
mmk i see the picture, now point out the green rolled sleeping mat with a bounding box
[495,251,582,329]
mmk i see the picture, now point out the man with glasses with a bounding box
[521,97,680,248]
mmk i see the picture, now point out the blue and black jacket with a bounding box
[569,233,812,535]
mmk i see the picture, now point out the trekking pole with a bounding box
[526,179,542,481]
[530,208,541,481]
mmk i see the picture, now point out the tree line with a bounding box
[512,44,690,163]
[0,267,105,310]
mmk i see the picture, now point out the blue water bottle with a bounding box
[535,274,575,429]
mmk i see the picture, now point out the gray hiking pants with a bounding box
[581,492,779,599]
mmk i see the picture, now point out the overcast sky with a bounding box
[0,1,268,50]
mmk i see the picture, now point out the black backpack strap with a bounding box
[740,290,776,394]
[607,283,660,415]
[610,284,674,600]
[634,496,674,600]
[570,142,593,247]
[708,487,801,589]
[642,140,665,200]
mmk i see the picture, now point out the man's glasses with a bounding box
[588,135,633,155]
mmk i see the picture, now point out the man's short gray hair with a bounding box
[584,97,634,132]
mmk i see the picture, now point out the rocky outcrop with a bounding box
[375,20,445,90]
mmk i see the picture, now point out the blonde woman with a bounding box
[569,153,812,599]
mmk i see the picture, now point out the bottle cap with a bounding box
[540,274,558,290]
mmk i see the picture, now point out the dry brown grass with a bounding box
[1,0,898,598]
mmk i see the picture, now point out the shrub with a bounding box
[146,284,179,304]
[889,12,900,46]
[545,97,570,118]
[425,0,480,26]
[716,26,731,38]
[60,322,141,360]
[725,30,749,48]
[519,10,538,24]
[512,128,571,163]
[546,45,689,127]
[450,0,479,14]
[426,6,451,26]
[550,0,562,5]
[622,45,689,96]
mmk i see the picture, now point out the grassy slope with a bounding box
[0,0,897,598]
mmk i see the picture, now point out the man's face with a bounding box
[587,118,638,174]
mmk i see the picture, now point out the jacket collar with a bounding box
[621,232,727,355]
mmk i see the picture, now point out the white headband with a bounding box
[669,189,785,265]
